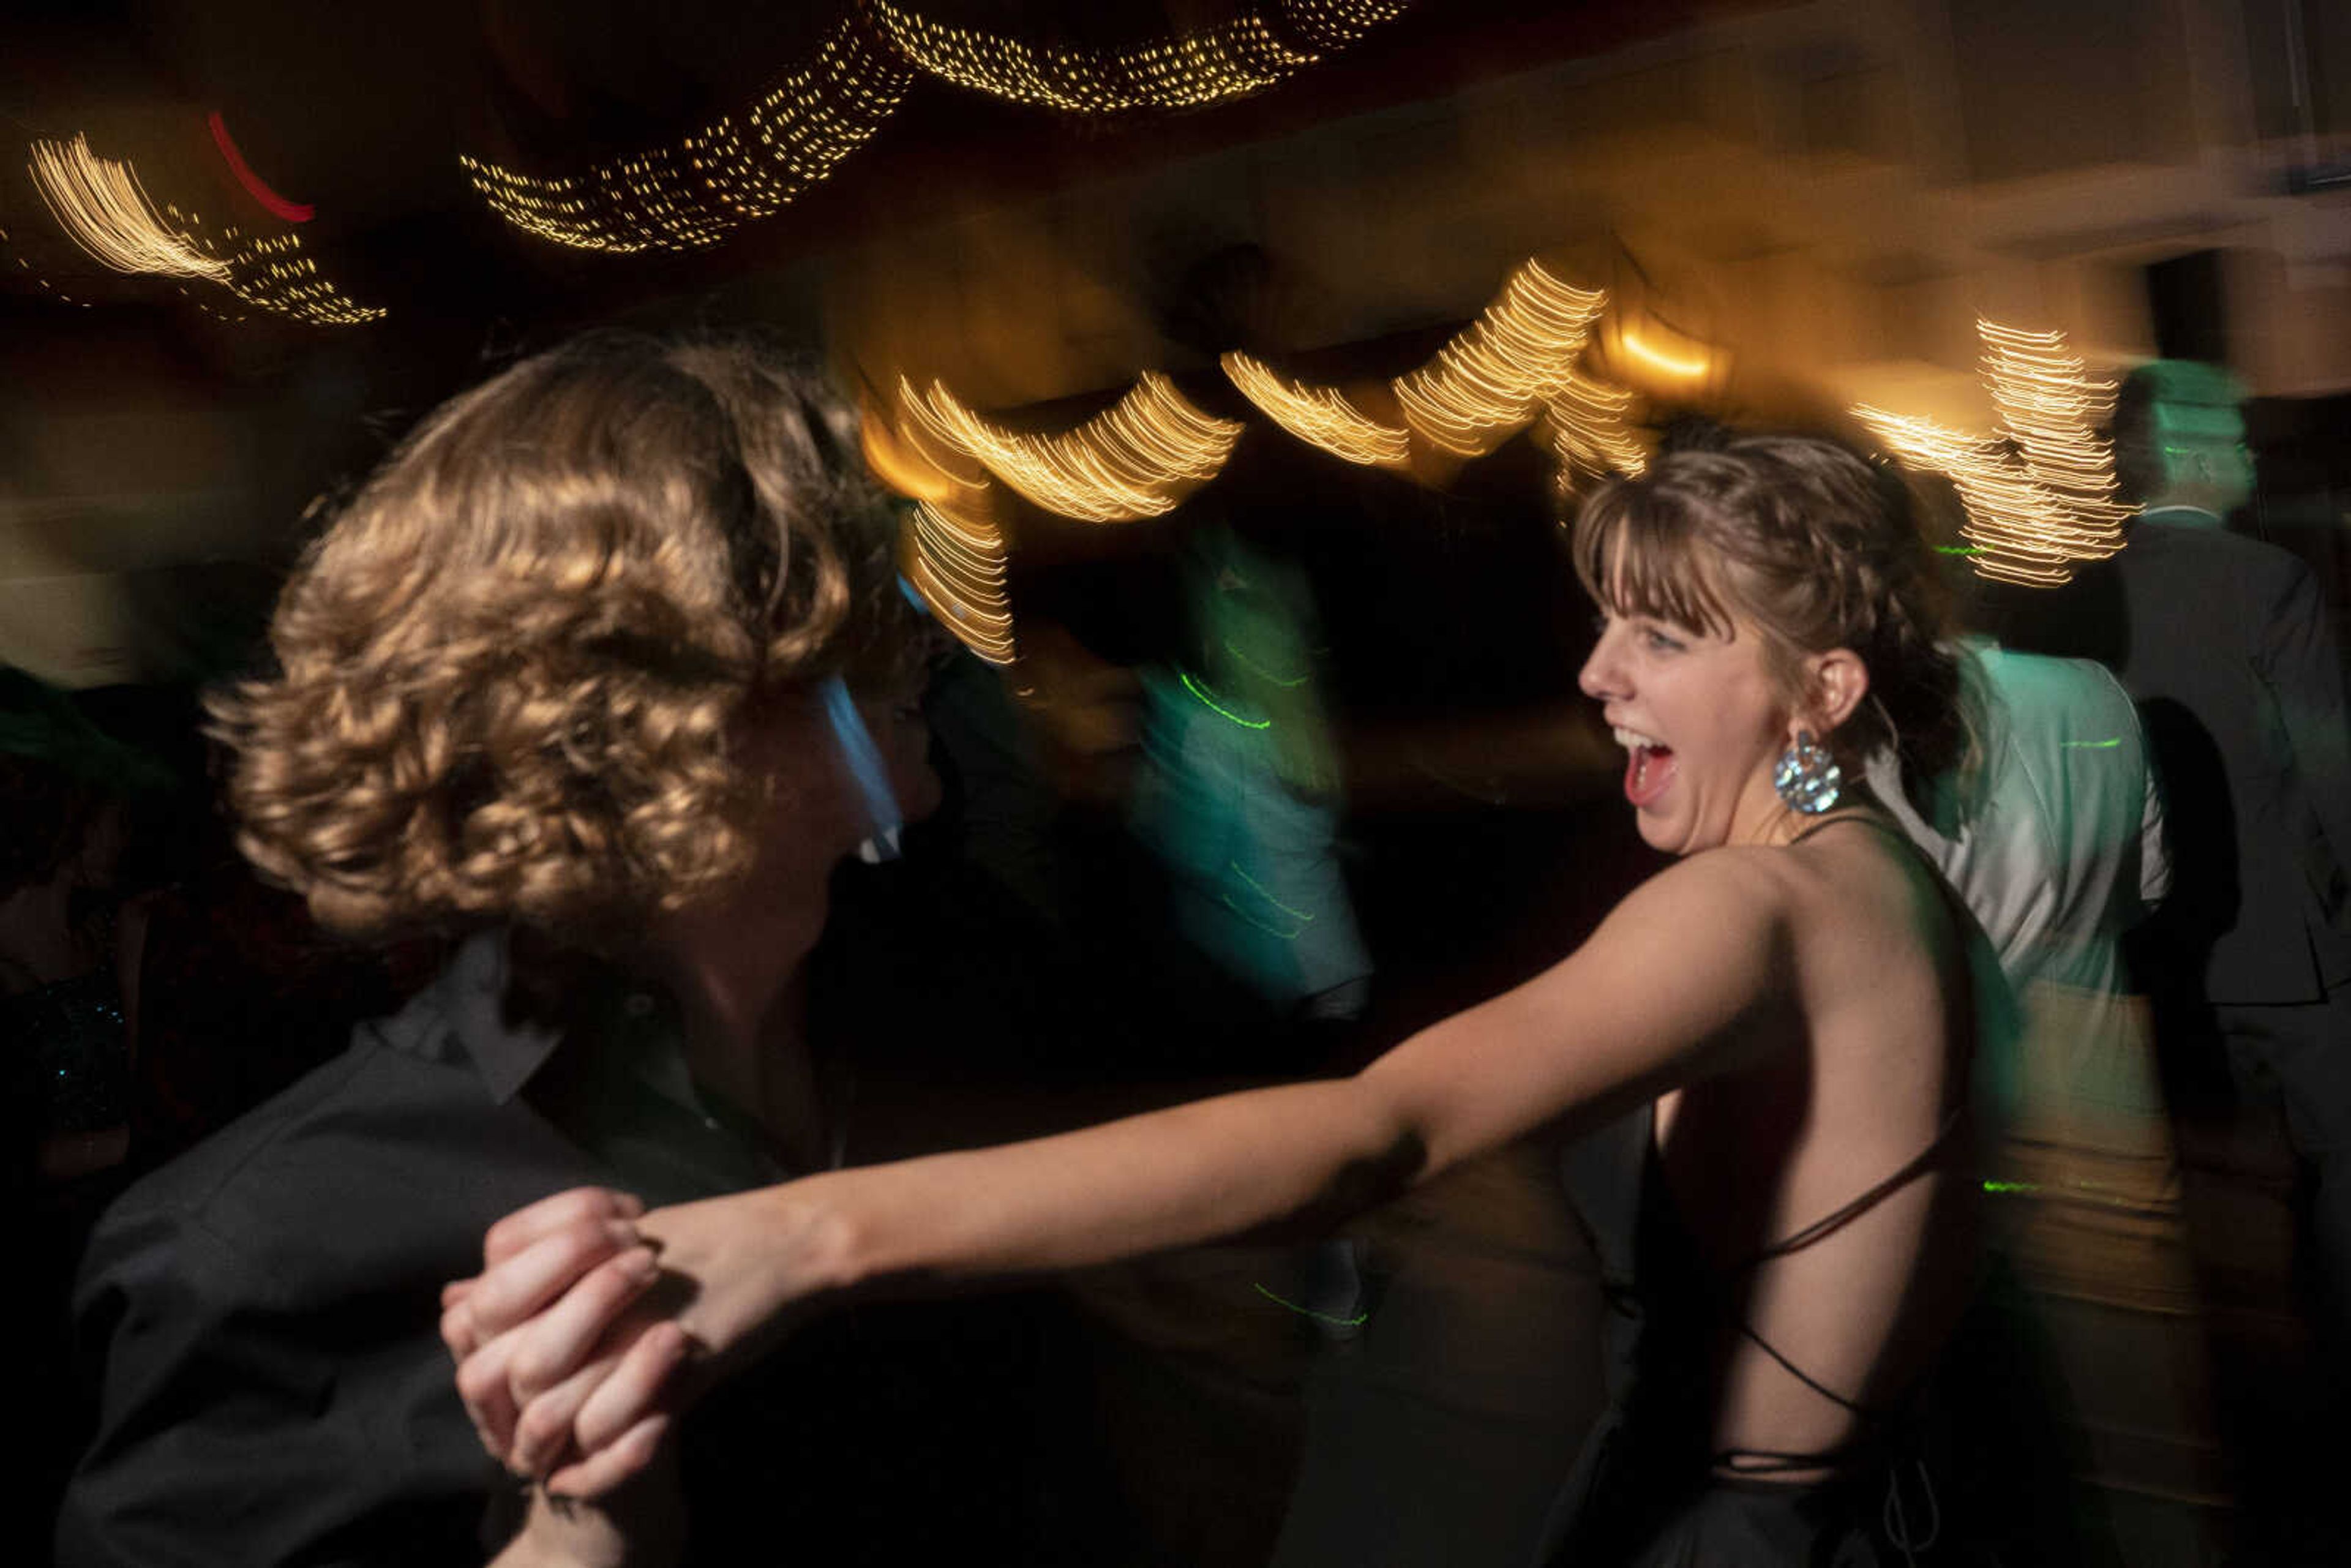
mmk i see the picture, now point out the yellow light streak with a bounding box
[1220,351,1408,467]
[860,393,987,505]
[1978,321,2131,552]
[1537,367,1649,488]
[1616,326,1711,380]
[1390,259,1608,457]
[903,499,1016,664]
[1853,405,2072,585]
[1853,321,2131,587]
[27,136,383,325]
[463,15,912,253]
[871,1,1411,114]
[462,6,1408,252]
[29,136,230,281]
[190,222,387,326]
[901,373,1242,522]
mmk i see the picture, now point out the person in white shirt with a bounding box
[1874,637,2228,1551]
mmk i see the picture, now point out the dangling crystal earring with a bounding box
[1772,730,1842,814]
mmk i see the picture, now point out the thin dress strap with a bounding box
[1785,807,1907,849]
[1736,1100,1968,1270]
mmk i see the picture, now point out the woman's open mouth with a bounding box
[1614,726,1678,808]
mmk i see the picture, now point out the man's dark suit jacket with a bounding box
[2085,511,2351,1005]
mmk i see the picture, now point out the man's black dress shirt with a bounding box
[57,931,790,1566]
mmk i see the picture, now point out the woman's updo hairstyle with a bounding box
[210,330,917,945]
[1569,427,1966,812]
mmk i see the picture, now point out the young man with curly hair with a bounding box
[54,334,983,1568]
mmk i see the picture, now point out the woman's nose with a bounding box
[1578,632,1621,700]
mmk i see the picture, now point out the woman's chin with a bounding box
[1632,808,1682,853]
[1633,804,1733,858]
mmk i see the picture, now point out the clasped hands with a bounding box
[441,1182,817,1497]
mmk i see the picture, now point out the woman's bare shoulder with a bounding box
[1665,821,1948,966]
[1584,847,1802,981]
[1768,819,1963,992]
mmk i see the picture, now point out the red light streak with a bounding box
[206,112,313,223]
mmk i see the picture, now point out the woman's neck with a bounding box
[1734,781,1884,851]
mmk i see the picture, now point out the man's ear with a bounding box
[1805,647,1870,737]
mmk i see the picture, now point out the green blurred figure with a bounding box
[1130,527,1370,1022]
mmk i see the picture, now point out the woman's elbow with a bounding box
[1324,1085,1430,1214]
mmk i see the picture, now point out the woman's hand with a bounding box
[449,1181,844,1495]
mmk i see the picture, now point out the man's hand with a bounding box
[445,1187,672,1479]
[487,1447,684,1568]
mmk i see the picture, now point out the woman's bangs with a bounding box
[1576,495,1733,639]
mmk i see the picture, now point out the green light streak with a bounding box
[1180,670,1271,730]
[1218,893,1305,941]
[2061,738,2123,749]
[1229,863,1314,925]
[1221,640,1311,688]
[1253,1282,1368,1329]
[1935,546,1987,556]
[1982,1179,2042,1195]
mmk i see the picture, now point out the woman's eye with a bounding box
[1642,628,1685,653]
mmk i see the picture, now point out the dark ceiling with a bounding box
[1,2,1705,370]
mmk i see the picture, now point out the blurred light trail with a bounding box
[870,0,1411,114]
[1391,259,1607,458]
[1616,326,1711,380]
[1221,350,1409,468]
[901,372,1242,522]
[30,135,229,280]
[902,498,1016,665]
[1854,321,2129,586]
[463,13,911,253]
[206,113,313,222]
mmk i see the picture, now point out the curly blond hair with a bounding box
[1570,430,1967,811]
[211,332,915,944]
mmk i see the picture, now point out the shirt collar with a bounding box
[377,929,799,1193]
[424,929,765,1137]
[2137,504,2226,529]
[435,929,566,1105]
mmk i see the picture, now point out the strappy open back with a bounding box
[1705,809,1974,1472]
[1678,1093,1967,1475]
[1562,808,1976,1479]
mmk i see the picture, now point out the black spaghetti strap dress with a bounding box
[1536,817,1974,1566]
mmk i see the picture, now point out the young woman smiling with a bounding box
[444,432,1992,1566]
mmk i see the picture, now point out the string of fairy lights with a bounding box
[24,133,384,326]
[904,499,1018,664]
[461,13,913,255]
[1390,259,1608,459]
[880,255,1656,664]
[1221,350,1408,467]
[871,253,2135,663]
[0,219,93,307]
[853,391,1019,663]
[1855,321,2127,585]
[1535,367,1647,486]
[868,1,1367,115]
[463,1,1415,255]
[1218,261,1642,487]
[901,371,1244,522]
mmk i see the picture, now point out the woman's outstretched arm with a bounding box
[449,850,1794,1490]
